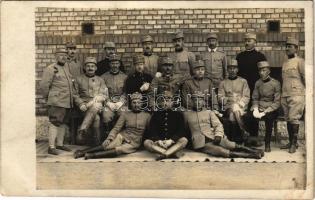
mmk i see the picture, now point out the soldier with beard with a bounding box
[141,35,162,78]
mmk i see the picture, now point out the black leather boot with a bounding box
[235,144,264,157]
[73,145,104,159]
[289,124,299,154]
[229,151,262,159]
[84,149,117,160]
[265,131,271,152]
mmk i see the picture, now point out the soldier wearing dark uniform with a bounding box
[149,57,184,110]
[66,42,84,78]
[169,30,196,79]
[144,91,188,160]
[183,92,264,159]
[74,92,151,159]
[101,54,128,135]
[96,42,125,76]
[73,57,108,146]
[280,37,305,153]
[201,33,227,91]
[40,48,73,155]
[218,59,250,144]
[182,59,218,110]
[141,35,161,78]
[250,61,281,152]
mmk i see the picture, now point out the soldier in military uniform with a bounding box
[201,33,227,92]
[169,30,196,78]
[96,42,125,76]
[280,37,305,153]
[141,35,161,78]
[73,57,108,146]
[149,57,184,110]
[40,48,73,155]
[66,42,83,78]
[250,61,281,152]
[144,91,188,160]
[101,54,128,135]
[181,59,219,111]
[183,92,264,159]
[74,92,151,159]
[218,59,250,144]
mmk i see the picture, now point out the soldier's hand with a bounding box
[86,101,94,108]
[79,104,88,112]
[140,82,150,92]
[156,140,167,149]
[106,102,115,111]
[253,108,260,118]
[213,110,223,118]
[232,104,241,112]
[164,139,175,148]
[155,72,162,78]
[213,136,222,145]
[102,139,111,148]
[257,111,266,119]
[94,95,105,103]
[115,102,124,110]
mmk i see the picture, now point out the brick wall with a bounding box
[35,8,305,115]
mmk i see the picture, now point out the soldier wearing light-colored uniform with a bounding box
[280,37,305,153]
[40,48,73,155]
[141,35,161,78]
[201,33,227,90]
[73,57,108,146]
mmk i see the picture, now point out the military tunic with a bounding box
[169,49,196,78]
[143,54,160,77]
[124,72,153,95]
[67,57,84,78]
[201,48,227,88]
[101,71,127,103]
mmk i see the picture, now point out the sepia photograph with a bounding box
[1,1,314,198]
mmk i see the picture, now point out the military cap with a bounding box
[133,54,145,64]
[130,92,142,101]
[191,91,205,99]
[206,33,218,40]
[103,42,116,49]
[257,61,270,69]
[173,30,184,40]
[66,42,76,48]
[141,35,153,43]
[227,59,238,67]
[160,57,174,65]
[84,57,97,65]
[193,60,205,69]
[108,54,120,62]
[244,33,257,40]
[286,37,299,46]
[55,48,68,54]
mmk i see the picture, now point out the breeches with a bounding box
[104,133,137,154]
[281,96,305,124]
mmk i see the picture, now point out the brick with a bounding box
[166,10,175,14]
[194,10,202,14]
[202,19,210,24]
[253,14,261,18]
[225,24,233,29]
[221,10,229,14]
[216,15,224,19]
[170,15,179,19]
[202,10,212,14]
[110,25,117,30]
[215,24,224,28]
[136,15,143,20]
[175,20,183,24]
[206,14,215,19]
[265,8,274,13]
[212,10,220,14]
[229,19,237,23]
[239,9,248,14]
[211,19,219,23]
[284,18,292,23]
[197,15,206,19]
[189,24,197,28]
[119,16,128,20]
[61,12,69,17]
[220,19,229,24]
[243,14,252,18]
[275,8,284,13]
[153,15,162,20]
[114,30,123,34]
[225,14,233,19]
[158,10,167,15]
[51,12,60,17]
[162,15,171,19]
[271,14,279,18]
[234,14,243,18]
[140,10,149,15]
[234,24,242,28]
[206,24,215,29]
[61,21,71,26]
[74,17,83,20]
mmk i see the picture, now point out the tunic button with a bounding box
[164,128,168,131]
[165,113,168,116]
[165,123,168,126]
[164,117,168,120]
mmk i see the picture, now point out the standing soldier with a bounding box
[280,37,305,153]
[184,92,264,159]
[74,92,151,159]
[201,33,227,93]
[144,91,188,160]
[66,42,83,78]
[73,57,108,146]
[169,30,196,78]
[96,42,125,76]
[181,60,218,111]
[101,54,128,135]
[218,59,250,144]
[40,48,73,155]
[141,35,161,78]
[250,61,281,152]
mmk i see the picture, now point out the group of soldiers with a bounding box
[40,30,305,160]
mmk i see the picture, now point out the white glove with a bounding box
[257,111,266,119]
[253,108,260,118]
[140,82,150,92]
[79,104,87,112]
[155,72,162,78]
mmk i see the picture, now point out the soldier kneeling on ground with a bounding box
[74,92,151,159]
[144,90,188,161]
[184,91,264,159]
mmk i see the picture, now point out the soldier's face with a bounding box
[194,67,205,78]
[259,67,270,80]
[245,39,256,50]
[192,98,205,110]
[158,97,173,110]
[110,61,120,73]
[131,99,142,111]
[286,44,297,56]
[173,38,184,51]
[67,47,76,58]
[228,66,238,78]
[142,42,153,55]
[84,63,97,76]
[207,38,217,49]
[162,64,173,75]
[105,47,116,57]
[135,62,144,73]
[56,53,68,64]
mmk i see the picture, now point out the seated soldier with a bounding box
[250,61,280,152]
[218,59,251,144]
[74,92,151,159]
[101,54,128,136]
[183,91,264,159]
[73,57,108,145]
[144,91,188,160]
